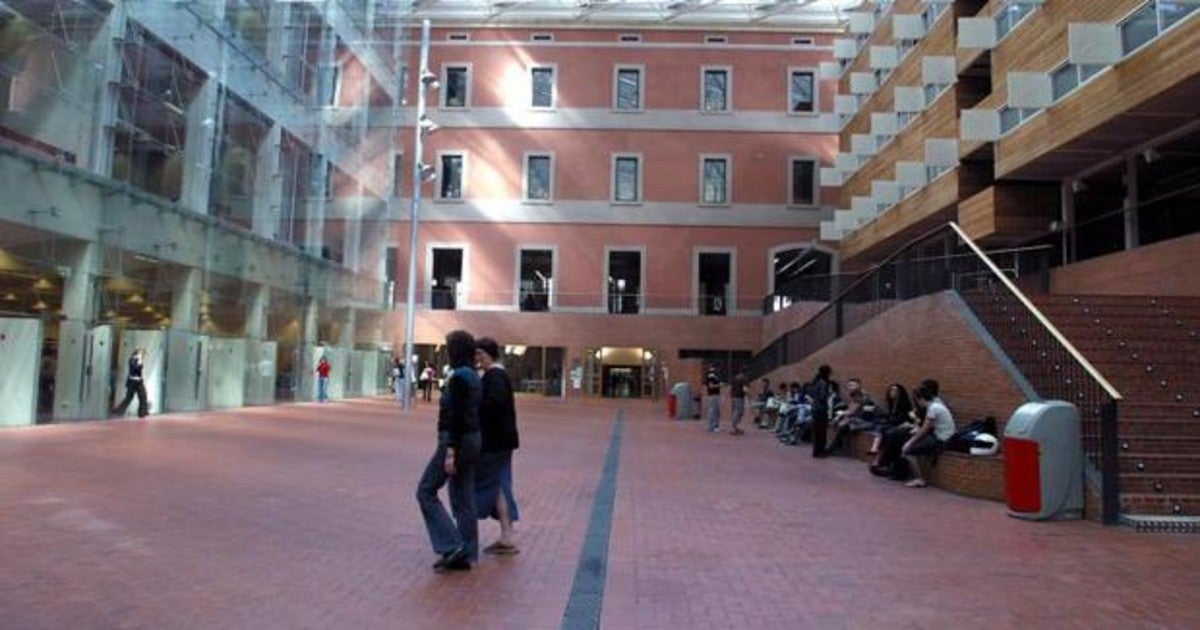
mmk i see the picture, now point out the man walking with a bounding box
[729,373,747,435]
[704,365,723,433]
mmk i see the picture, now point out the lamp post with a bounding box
[401,19,436,410]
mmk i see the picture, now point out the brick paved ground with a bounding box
[2,398,1200,629]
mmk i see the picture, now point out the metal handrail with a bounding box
[949,222,1123,402]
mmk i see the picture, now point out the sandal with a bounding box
[483,541,520,555]
[905,479,928,488]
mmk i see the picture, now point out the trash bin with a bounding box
[670,382,694,420]
[667,393,677,418]
[1003,401,1084,521]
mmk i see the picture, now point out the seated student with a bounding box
[825,378,877,454]
[751,379,773,428]
[870,383,913,464]
[900,380,956,488]
[780,383,812,445]
[774,382,803,440]
[766,382,790,431]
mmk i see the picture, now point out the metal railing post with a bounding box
[1101,398,1121,525]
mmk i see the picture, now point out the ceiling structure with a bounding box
[382,0,865,28]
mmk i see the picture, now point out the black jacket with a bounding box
[437,365,481,448]
[480,366,519,453]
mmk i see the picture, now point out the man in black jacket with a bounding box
[473,337,521,555]
[416,330,482,572]
[809,365,833,458]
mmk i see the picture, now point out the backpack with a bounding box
[944,417,999,453]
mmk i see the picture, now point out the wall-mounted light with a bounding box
[418,162,437,182]
[418,115,438,137]
[420,69,440,90]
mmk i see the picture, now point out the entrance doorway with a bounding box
[583,346,662,399]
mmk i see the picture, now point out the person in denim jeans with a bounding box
[416,330,482,572]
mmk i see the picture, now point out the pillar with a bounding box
[181,78,221,214]
[297,298,319,401]
[253,123,283,240]
[52,242,105,420]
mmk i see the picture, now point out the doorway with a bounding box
[430,247,463,310]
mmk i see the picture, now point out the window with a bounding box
[995,1,1038,40]
[438,152,464,200]
[700,155,730,205]
[897,110,919,129]
[792,36,815,45]
[998,105,1040,135]
[696,251,733,316]
[701,67,731,113]
[442,65,469,108]
[789,158,818,206]
[897,37,919,59]
[430,247,464,310]
[524,153,554,202]
[789,69,816,114]
[619,33,642,42]
[1051,62,1106,102]
[922,1,949,30]
[518,249,554,312]
[612,155,642,203]
[447,32,470,41]
[924,82,951,105]
[1121,1,1198,55]
[530,65,555,108]
[614,66,644,111]
[705,35,728,44]
[531,33,554,42]
[606,250,643,314]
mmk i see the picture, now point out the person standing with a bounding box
[473,337,521,555]
[419,361,436,401]
[704,365,723,433]
[809,365,833,458]
[111,348,150,418]
[416,330,482,572]
[391,358,404,403]
[315,355,332,402]
[729,373,748,435]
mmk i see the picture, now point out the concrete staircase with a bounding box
[1027,295,1200,530]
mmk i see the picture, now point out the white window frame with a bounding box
[698,153,732,206]
[435,150,467,202]
[529,63,557,110]
[699,65,733,114]
[440,62,472,109]
[424,242,471,309]
[994,0,1039,42]
[611,153,644,204]
[522,151,555,204]
[787,66,819,116]
[612,64,645,112]
[602,246,647,315]
[692,246,738,317]
[514,245,558,311]
[787,156,820,208]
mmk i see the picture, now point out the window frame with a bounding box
[698,153,732,206]
[611,153,644,204]
[692,246,738,317]
[787,156,820,208]
[514,245,558,311]
[528,63,557,110]
[424,242,471,309]
[435,150,467,202]
[602,246,647,315]
[440,62,472,109]
[699,65,733,114]
[787,66,818,116]
[522,151,556,204]
[994,0,1039,42]
[612,64,645,112]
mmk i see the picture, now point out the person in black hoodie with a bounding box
[416,330,482,573]
[473,337,521,555]
[111,348,150,418]
[809,365,833,458]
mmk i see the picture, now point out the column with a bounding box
[253,123,283,240]
[297,298,319,401]
[181,78,221,214]
[52,242,104,420]
[164,268,207,412]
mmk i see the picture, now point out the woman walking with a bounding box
[111,348,150,418]
[473,337,521,555]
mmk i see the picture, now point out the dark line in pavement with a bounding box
[561,409,625,630]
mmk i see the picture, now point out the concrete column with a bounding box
[170,268,202,332]
[297,299,319,401]
[246,285,270,340]
[342,188,364,270]
[337,307,357,348]
[87,6,128,177]
[52,242,104,421]
[181,78,221,214]
[253,123,283,240]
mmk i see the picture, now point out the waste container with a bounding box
[667,393,677,418]
[670,382,695,420]
[1003,401,1084,521]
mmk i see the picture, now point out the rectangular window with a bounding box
[998,106,1040,134]
[697,251,732,316]
[447,32,469,41]
[1051,64,1079,101]
[613,155,641,203]
[439,153,464,200]
[789,158,817,206]
[443,65,469,108]
[789,69,816,113]
[701,67,730,113]
[531,33,554,42]
[530,66,555,108]
[700,156,730,205]
[924,82,950,105]
[524,153,553,202]
[606,250,642,314]
[705,35,728,44]
[1122,3,1160,54]
[995,1,1037,40]
[922,1,949,30]
[519,249,553,312]
[614,66,643,111]
[792,36,815,45]
[619,33,642,42]
[431,248,464,310]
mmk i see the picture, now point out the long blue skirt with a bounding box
[475,450,520,522]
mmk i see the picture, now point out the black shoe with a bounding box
[869,465,891,477]
[433,547,470,572]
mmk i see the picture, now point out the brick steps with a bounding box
[1122,403,1200,420]
[1120,493,1200,517]
[1118,418,1200,438]
[1120,453,1200,475]
[1122,473,1200,495]
[1119,436,1200,455]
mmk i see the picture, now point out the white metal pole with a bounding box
[401,19,432,411]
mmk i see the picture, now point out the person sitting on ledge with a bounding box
[900,379,956,489]
[751,378,772,428]
[870,383,914,465]
[779,382,812,445]
[824,378,877,454]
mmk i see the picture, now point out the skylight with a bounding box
[385,0,865,27]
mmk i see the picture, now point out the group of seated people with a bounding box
[750,367,957,488]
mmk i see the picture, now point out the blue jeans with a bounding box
[730,397,745,431]
[416,432,481,561]
[706,395,722,431]
[317,376,330,402]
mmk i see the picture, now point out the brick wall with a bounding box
[1051,231,1200,297]
[763,291,1032,430]
[848,433,1006,503]
[760,301,825,350]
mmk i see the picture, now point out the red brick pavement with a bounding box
[3,398,1200,629]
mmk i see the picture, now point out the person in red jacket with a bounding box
[316,356,331,402]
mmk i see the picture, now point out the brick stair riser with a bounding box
[1122,403,1200,419]
[1122,476,1200,495]
[1120,457,1200,475]
[1041,296,1200,308]
[1119,439,1200,455]
[1120,495,1200,516]
[1117,421,1200,438]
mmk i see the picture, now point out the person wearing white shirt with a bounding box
[901,379,955,488]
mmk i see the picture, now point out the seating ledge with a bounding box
[848,432,1006,503]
